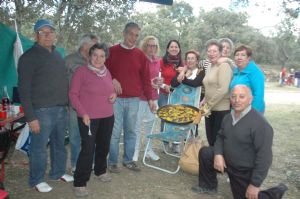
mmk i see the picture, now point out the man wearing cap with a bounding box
[18,19,73,193]
[65,33,99,173]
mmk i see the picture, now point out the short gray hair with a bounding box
[79,33,99,48]
[230,84,253,97]
[205,39,223,53]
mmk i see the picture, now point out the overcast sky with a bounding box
[134,0,300,36]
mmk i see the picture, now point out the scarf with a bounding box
[87,64,107,77]
[164,53,181,68]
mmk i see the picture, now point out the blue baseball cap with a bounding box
[34,19,55,32]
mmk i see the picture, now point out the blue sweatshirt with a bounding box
[229,60,265,113]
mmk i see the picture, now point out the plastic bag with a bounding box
[15,123,31,156]
[179,136,204,175]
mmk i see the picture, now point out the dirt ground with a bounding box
[2,88,300,199]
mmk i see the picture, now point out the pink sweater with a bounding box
[69,66,114,119]
[140,56,160,101]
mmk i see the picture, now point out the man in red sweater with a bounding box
[106,22,156,172]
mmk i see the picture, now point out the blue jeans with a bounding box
[68,107,80,168]
[29,106,67,187]
[134,100,157,153]
[108,97,139,165]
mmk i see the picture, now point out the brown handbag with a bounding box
[179,136,204,175]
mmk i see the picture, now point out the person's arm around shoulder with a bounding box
[181,69,205,87]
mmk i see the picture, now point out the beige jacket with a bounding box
[203,62,233,111]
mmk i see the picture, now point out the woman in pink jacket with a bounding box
[69,43,116,197]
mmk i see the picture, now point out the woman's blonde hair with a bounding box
[140,35,160,55]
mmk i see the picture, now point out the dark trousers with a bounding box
[74,115,114,187]
[198,146,285,199]
[205,110,229,146]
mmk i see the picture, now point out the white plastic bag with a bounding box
[15,123,31,156]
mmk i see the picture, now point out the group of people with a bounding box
[17,18,287,199]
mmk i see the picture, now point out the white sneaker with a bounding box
[132,151,139,162]
[146,150,160,161]
[35,182,52,193]
[60,174,74,182]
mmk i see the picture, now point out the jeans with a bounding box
[108,97,139,165]
[68,107,80,168]
[134,100,157,154]
[74,115,114,187]
[29,106,67,187]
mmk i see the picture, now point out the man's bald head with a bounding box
[230,85,253,114]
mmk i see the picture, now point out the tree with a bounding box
[230,0,300,18]
[0,0,136,52]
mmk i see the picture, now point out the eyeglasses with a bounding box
[186,57,197,61]
[37,30,55,37]
[147,44,158,48]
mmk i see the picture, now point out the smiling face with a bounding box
[207,44,221,64]
[90,48,106,69]
[222,41,231,57]
[230,85,253,115]
[167,41,180,56]
[123,27,140,48]
[234,49,251,69]
[186,53,198,70]
[35,26,56,51]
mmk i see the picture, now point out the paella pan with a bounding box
[157,104,199,125]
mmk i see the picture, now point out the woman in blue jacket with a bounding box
[230,45,265,113]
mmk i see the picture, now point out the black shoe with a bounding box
[191,185,217,194]
[122,162,141,172]
[277,183,288,198]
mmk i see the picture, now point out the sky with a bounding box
[134,0,300,36]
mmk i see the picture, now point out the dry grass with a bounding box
[3,85,300,199]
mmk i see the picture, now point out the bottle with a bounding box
[1,86,10,111]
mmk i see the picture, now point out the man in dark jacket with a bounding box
[18,19,73,193]
[192,85,287,199]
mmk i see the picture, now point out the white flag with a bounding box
[13,19,23,70]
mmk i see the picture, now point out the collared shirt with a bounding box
[187,68,199,80]
[231,105,252,125]
[120,43,135,50]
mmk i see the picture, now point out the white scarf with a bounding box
[87,64,107,77]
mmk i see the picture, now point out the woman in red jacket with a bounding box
[158,40,184,111]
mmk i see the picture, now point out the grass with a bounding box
[264,104,300,199]
[265,82,300,92]
[4,85,300,199]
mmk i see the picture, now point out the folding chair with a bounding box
[143,84,201,174]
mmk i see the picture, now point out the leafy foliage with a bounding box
[0,0,299,69]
